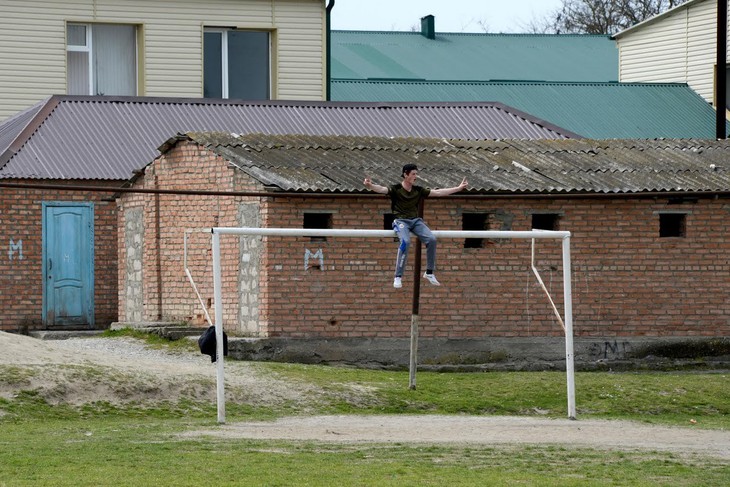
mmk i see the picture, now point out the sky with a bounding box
[329,0,564,34]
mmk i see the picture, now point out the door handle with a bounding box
[48,258,52,279]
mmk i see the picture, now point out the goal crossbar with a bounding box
[209,227,575,423]
[213,227,571,239]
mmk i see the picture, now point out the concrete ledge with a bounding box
[111,321,186,330]
[228,336,730,371]
[111,322,205,339]
[29,330,105,340]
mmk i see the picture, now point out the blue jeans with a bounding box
[392,218,436,277]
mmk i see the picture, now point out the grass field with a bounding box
[1,334,728,486]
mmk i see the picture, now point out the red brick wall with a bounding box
[119,142,730,340]
[0,180,118,332]
[259,196,730,339]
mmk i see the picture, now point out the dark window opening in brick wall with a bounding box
[532,213,560,231]
[383,213,399,241]
[660,213,686,237]
[462,212,489,248]
[303,212,332,242]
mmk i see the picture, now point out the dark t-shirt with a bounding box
[388,184,431,219]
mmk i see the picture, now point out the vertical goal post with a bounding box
[208,227,575,424]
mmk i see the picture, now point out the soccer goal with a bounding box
[206,227,575,424]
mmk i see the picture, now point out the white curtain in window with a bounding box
[67,51,90,95]
[92,24,136,96]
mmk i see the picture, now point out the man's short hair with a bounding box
[402,164,418,177]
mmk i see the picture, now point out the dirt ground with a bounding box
[2,331,728,459]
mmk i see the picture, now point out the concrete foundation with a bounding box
[228,336,730,371]
[32,324,730,371]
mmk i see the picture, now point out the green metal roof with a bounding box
[331,80,726,139]
[331,31,618,82]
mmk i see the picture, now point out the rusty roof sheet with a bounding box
[0,95,576,181]
[175,132,730,195]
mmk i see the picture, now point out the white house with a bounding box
[614,0,728,109]
[0,0,326,121]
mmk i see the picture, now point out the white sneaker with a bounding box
[423,272,440,286]
[393,277,402,288]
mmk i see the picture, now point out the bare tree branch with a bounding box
[542,0,689,35]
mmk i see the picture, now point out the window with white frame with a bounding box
[66,23,137,96]
[204,28,270,100]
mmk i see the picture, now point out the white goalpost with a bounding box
[207,227,575,424]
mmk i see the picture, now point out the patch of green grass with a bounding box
[100,327,198,352]
[0,386,275,424]
[261,363,730,428]
[0,417,727,486]
[2,341,729,486]
[4,336,728,428]
[0,365,37,386]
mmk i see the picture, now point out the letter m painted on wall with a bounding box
[8,239,23,260]
[304,248,324,270]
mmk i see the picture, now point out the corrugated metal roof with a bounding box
[0,96,575,181]
[175,132,730,194]
[331,80,727,139]
[332,31,618,82]
[0,102,45,161]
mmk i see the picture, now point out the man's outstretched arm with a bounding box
[429,177,468,197]
[364,177,389,195]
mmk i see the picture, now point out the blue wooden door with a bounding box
[42,203,94,327]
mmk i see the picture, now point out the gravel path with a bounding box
[2,331,728,459]
[185,415,730,459]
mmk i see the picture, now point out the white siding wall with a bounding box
[0,0,325,121]
[617,0,726,104]
[686,0,721,100]
[275,0,328,100]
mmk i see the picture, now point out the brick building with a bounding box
[0,96,572,333]
[117,132,730,360]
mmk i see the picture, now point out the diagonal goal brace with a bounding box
[204,227,575,424]
[184,228,215,328]
[531,236,566,333]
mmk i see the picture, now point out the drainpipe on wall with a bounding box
[154,174,163,321]
[717,0,727,139]
[326,0,335,101]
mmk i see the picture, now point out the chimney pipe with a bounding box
[421,15,435,39]
[326,0,335,101]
